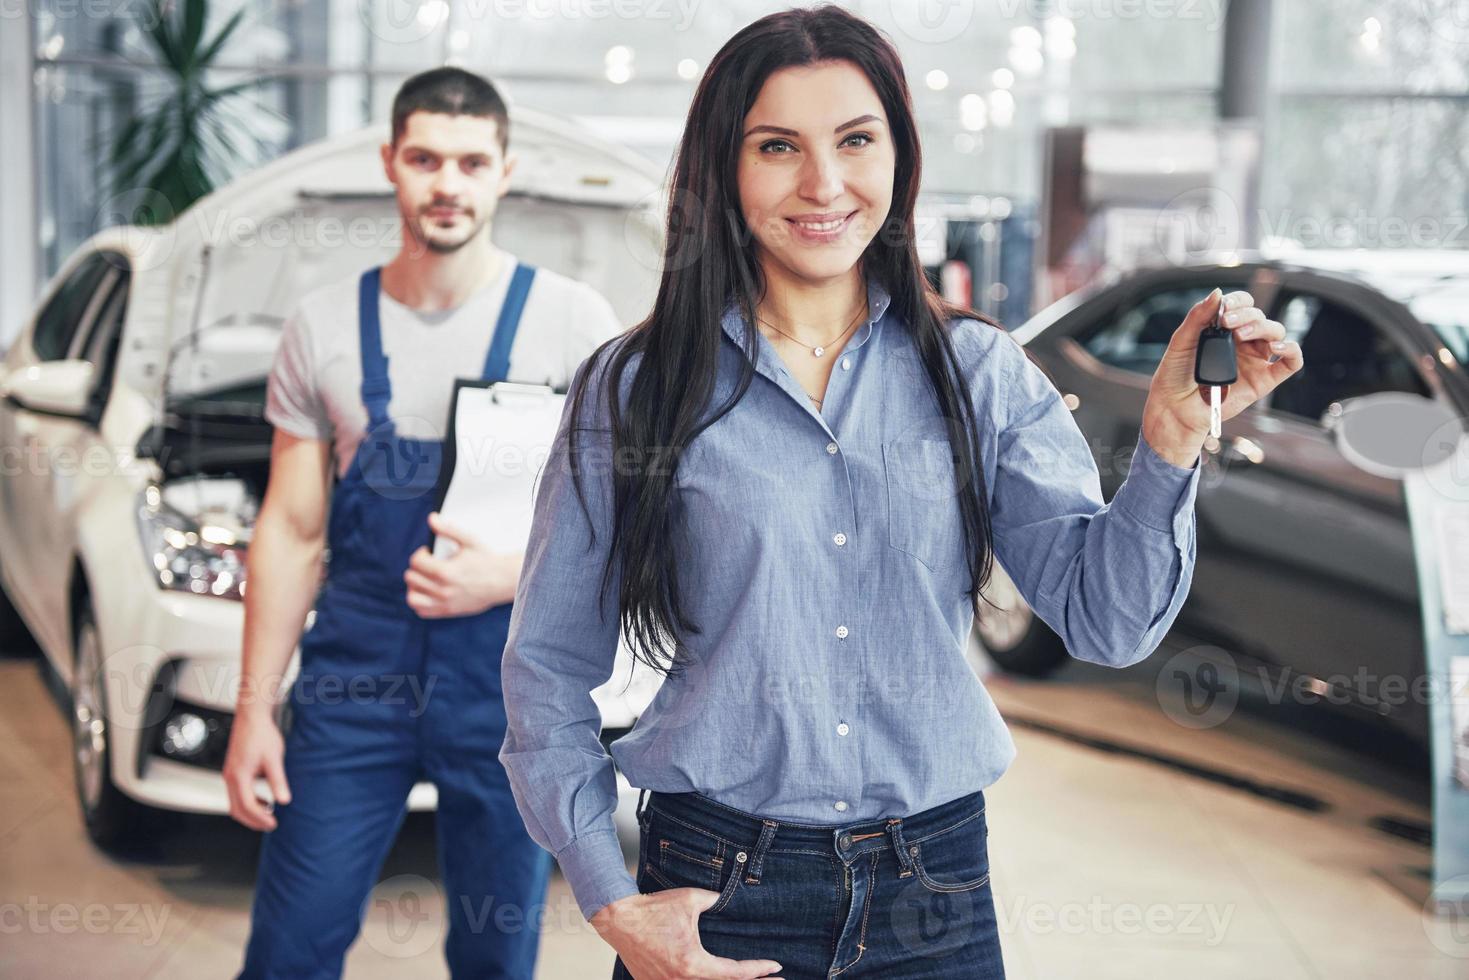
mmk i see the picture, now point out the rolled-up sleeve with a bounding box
[498,344,638,924]
[989,339,1201,667]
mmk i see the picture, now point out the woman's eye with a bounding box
[758,132,874,154]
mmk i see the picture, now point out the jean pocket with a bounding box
[640,810,744,915]
[883,437,965,573]
[908,805,991,894]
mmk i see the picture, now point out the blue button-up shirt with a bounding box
[499,279,1201,923]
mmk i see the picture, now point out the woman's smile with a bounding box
[786,209,858,243]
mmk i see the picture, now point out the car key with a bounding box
[1194,299,1237,439]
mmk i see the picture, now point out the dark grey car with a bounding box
[978,252,1469,746]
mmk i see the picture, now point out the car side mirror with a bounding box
[1324,391,1464,478]
[0,360,96,418]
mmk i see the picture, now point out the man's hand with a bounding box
[404,511,522,618]
[591,890,783,980]
[223,708,291,831]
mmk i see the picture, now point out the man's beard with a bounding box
[414,210,485,253]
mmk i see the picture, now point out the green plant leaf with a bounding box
[196,7,246,68]
[103,0,272,225]
[181,0,207,69]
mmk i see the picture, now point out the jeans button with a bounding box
[839,834,852,848]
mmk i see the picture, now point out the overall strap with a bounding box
[481,262,537,382]
[357,266,393,430]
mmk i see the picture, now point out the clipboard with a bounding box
[431,378,568,558]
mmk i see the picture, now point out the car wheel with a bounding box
[975,560,1067,677]
[72,599,155,849]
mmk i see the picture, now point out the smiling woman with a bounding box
[494,5,1297,980]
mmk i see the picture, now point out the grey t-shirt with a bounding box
[264,251,625,478]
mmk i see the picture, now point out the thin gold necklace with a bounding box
[757,299,867,358]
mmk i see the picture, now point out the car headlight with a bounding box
[136,486,248,600]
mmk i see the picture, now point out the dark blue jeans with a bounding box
[611,787,1006,979]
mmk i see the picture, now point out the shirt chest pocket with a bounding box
[882,436,966,573]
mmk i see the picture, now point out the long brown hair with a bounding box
[567,4,1003,677]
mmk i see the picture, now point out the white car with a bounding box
[0,108,666,847]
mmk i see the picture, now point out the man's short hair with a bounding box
[390,67,510,154]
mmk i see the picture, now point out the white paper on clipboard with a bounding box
[433,380,566,559]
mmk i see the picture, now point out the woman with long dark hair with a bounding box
[499,6,1300,978]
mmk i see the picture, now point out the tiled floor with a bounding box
[1,634,1463,979]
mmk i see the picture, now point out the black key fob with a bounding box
[1194,305,1238,386]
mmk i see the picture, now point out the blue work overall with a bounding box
[241,264,554,979]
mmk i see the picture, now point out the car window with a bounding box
[1266,292,1430,424]
[32,253,112,362]
[1080,284,1212,375]
[75,269,130,369]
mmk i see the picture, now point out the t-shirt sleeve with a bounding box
[264,306,332,441]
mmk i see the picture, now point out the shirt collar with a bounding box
[720,277,893,352]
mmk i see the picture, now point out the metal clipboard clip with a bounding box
[485,380,559,405]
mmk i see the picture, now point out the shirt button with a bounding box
[837,722,850,736]
[835,625,849,639]
[833,532,847,547]
[826,441,838,455]
[834,800,849,812]
[841,357,851,370]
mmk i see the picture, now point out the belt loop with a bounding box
[635,788,651,829]
[743,819,779,885]
[887,818,915,877]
